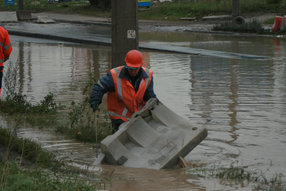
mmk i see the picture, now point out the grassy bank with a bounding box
[0,128,98,191]
[1,0,286,20]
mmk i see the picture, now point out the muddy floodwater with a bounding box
[2,30,286,190]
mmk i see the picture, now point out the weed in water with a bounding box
[0,128,56,168]
[186,162,286,190]
[1,61,63,119]
[56,99,113,143]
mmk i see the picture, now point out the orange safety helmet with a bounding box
[125,50,143,68]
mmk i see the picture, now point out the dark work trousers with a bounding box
[111,119,125,133]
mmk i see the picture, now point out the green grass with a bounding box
[1,0,286,20]
[0,93,60,115]
[0,131,97,191]
[138,1,232,20]
[1,162,96,191]
[0,127,106,191]
[140,0,286,20]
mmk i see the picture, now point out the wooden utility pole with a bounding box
[232,0,244,24]
[111,0,138,67]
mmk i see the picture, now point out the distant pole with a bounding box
[232,0,240,17]
[111,0,138,68]
[18,0,23,10]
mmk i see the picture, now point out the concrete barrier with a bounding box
[101,98,208,169]
[202,15,232,21]
[0,12,18,22]
[36,16,55,24]
[16,10,32,21]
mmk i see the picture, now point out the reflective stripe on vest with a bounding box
[113,67,123,101]
[0,42,11,50]
[108,110,130,121]
[110,67,131,120]
[4,44,11,50]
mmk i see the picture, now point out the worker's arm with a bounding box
[143,77,157,102]
[90,72,115,111]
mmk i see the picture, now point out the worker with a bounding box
[0,26,13,98]
[90,49,157,132]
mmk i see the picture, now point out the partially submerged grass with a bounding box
[0,127,98,191]
[1,92,60,114]
[1,85,112,144]
[0,128,57,167]
[55,99,113,143]
[1,62,64,127]
[0,92,64,127]
[1,162,96,191]
[1,60,112,143]
[186,163,286,190]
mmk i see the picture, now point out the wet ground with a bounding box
[1,17,286,190]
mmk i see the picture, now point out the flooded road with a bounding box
[2,29,286,190]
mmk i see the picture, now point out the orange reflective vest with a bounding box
[0,26,12,68]
[107,66,153,122]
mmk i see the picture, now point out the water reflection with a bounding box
[228,42,239,144]
[140,31,285,58]
[2,33,286,189]
[4,38,111,105]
